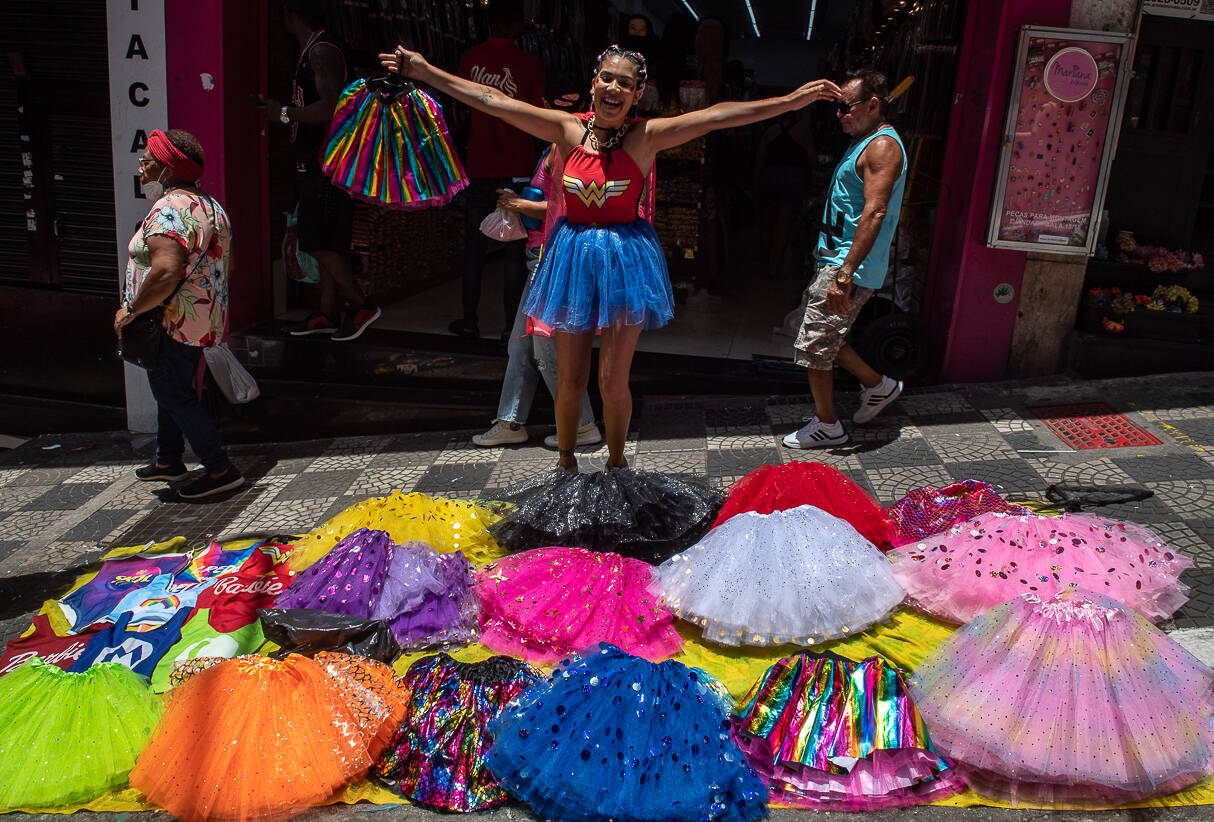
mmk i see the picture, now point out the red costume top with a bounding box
[560,145,646,226]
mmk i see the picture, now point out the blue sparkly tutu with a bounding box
[524,218,674,332]
[486,643,768,822]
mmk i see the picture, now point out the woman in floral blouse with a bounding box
[115,129,244,499]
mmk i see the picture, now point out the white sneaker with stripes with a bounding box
[853,376,904,424]
[781,417,848,449]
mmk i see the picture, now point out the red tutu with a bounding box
[714,462,895,551]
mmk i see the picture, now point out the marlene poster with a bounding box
[987,26,1134,255]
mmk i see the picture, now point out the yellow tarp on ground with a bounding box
[11,537,1214,813]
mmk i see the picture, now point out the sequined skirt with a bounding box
[374,654,540,812]
[485,643,768,822]
[732,651,963,810]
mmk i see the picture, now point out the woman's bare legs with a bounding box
[553,330,595,470]
[598,323,644,468]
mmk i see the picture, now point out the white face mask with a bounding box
[141,169,167,201]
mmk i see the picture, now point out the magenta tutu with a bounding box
[909,589,1214,805]
[887,511,1191,624]
[888,480,1029,547]
[476,547,682,665]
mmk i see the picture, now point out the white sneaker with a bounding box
[782,417,848,449]
[853,376,903,424]
[472,419,528,447]
[544,423,603,449]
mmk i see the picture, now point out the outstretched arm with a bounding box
[378,47,577,145]
[642,79,840,153]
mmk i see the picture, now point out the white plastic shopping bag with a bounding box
[204,344,260,404]
[478,189,527,241]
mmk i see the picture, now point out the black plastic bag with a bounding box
[258,608,401,662]
[1044,483,1154,512]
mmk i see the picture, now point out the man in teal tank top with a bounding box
[783,69,907,450]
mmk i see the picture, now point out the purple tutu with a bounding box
[278,528,478,649]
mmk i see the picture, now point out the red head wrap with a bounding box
[147,130,204,181]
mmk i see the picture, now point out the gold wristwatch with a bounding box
[834,268,854,285]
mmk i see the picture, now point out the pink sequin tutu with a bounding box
[887,512,1191,624]
[909,589,1214,805]
[888,480,1029,547]
[476,547,682,665]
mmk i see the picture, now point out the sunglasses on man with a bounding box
[835,98,873,116]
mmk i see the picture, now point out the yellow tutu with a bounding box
[288,492,506,572]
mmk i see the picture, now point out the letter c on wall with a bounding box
[129,81,150,106]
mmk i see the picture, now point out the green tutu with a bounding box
[0,658,163,810]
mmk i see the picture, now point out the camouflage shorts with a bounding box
[793,264,875,369]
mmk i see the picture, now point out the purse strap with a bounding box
[141,192,215,311]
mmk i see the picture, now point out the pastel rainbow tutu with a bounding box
[713,462,895,550]
[909,589,1214,804]
[732,652,963,809]
[477,547,682,664]
[375,654,541,811]
[0,659,162,811]
[887,511,1191,624]
[322,78,467,210]
[288,492,505,572]
[485,643,769,822]
[657,505,905,646]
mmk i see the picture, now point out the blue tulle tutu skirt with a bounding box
[524,219,674,332]
[486,643,768,822]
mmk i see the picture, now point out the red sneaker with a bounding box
[333,306,382,341]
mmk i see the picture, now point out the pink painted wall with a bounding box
[166,0,270,332]
[923,0,1071,382]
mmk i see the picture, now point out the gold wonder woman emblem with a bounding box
[564,175,631,209]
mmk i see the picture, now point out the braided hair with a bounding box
[584,45,648,162]
[592,45,648,106]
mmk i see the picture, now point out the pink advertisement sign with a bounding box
[991,32,1130,251]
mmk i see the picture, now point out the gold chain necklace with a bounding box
[586,115,630,152]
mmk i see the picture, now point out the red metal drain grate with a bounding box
[1030,402,1162,450]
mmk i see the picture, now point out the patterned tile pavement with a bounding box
[2,373,1214,647]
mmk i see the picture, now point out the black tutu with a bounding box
[483,468,723,564]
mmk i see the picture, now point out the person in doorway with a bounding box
[259,0,380,342]
[753,110,816,280]
[115,129,245,500]
[451,0,546,340]
[472,144,602,449]
[782,69,906,450]
[380,43,839,470]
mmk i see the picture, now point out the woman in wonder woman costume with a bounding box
[380,44,840,470]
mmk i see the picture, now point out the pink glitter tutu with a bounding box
[909,589,1214,805]
[887,512,1191,624]
[476,547,682,665]
[887,479,1029,547]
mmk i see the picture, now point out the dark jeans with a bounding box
[463,177,526,327]
[147,337,230,474]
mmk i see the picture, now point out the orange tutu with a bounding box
[314,652,408,760]
[130,655,373,822]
